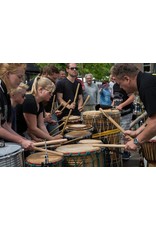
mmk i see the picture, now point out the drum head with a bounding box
[26,152,63,165]
[103,109,120,115]
[56,144,100,155]
[62,115,80,121]
[78,139,103,144]
[66,124,93,131]
[0,142,21,157]
[64,130,92,139]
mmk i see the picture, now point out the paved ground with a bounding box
[122,150,145,167]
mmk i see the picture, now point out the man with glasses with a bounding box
[111,63,156,152]
[56,63,83,120]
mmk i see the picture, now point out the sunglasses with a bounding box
[68,67,78,71]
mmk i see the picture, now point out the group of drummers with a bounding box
[0,63,156,167]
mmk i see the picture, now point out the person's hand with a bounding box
[51,134,63,140]
[124,130,137,138]
[78,106,83,112]
[115,104,123,111]
[67,103,75,110]
[125,140,139,151]
[21,139,34,150]
[55,110,62,116]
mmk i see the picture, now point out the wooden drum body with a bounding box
[82,109,120,132]
[82,110,121,144]
[141,137,156,163]
[25,152,63,167]
[78,139,105,166]
[56,144,102,167]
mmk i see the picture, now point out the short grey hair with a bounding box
[85,73,93,79]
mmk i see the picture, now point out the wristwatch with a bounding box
[133,138,140,146]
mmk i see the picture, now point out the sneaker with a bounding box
[122,151,131,161]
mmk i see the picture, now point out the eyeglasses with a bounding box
[45,89,53,95]
[68,67,78,71]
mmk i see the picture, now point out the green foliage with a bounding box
[77,63,113,80]
[36,63,113,81]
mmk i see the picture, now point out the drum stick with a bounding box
[54,103,63,112]
[99,108,133,140]
[62,136,85,145]
[73,83,80,103]
[33,146,64,156]
[49,122,65,135]
[50,95,56,114]
[93,144,126,148]
[61,109,73,135]
[130,111,147,128]
[60,99,71,113]
[33,139,67,147]
[81,95,90,109]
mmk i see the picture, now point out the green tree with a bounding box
[36,63,113,81]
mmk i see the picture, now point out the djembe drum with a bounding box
[78,139,122,167]
[82,109,121,144]
[56,144,101,167]
[141,137,156,166]
[65,124,93,132]
[62,115,81,124]
[25,152,63,167]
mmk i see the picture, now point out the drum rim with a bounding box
[56,144,100,156]
[26,152,63,165]
[0,142,22,158]
[64,130,92,138]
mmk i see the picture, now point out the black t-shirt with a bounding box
[0,80,11,125]
[56,78,83,118]
[27,78,56,113]
[16,94,44,135]
[113,83,133,116]
[137,71,156,117]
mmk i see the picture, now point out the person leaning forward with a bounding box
[0,63,34,151]
[111,63,156,151]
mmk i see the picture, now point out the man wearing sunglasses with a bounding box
[56,63,83,120]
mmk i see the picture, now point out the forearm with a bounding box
[78,95,83,107]
[120,94,135,108]
[137,117,156,143]
[28,126,52,141]
[0,126,25,144]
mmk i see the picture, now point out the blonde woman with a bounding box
[16,75,63,142]
[0,63,34,150]
[10,82,28,131]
